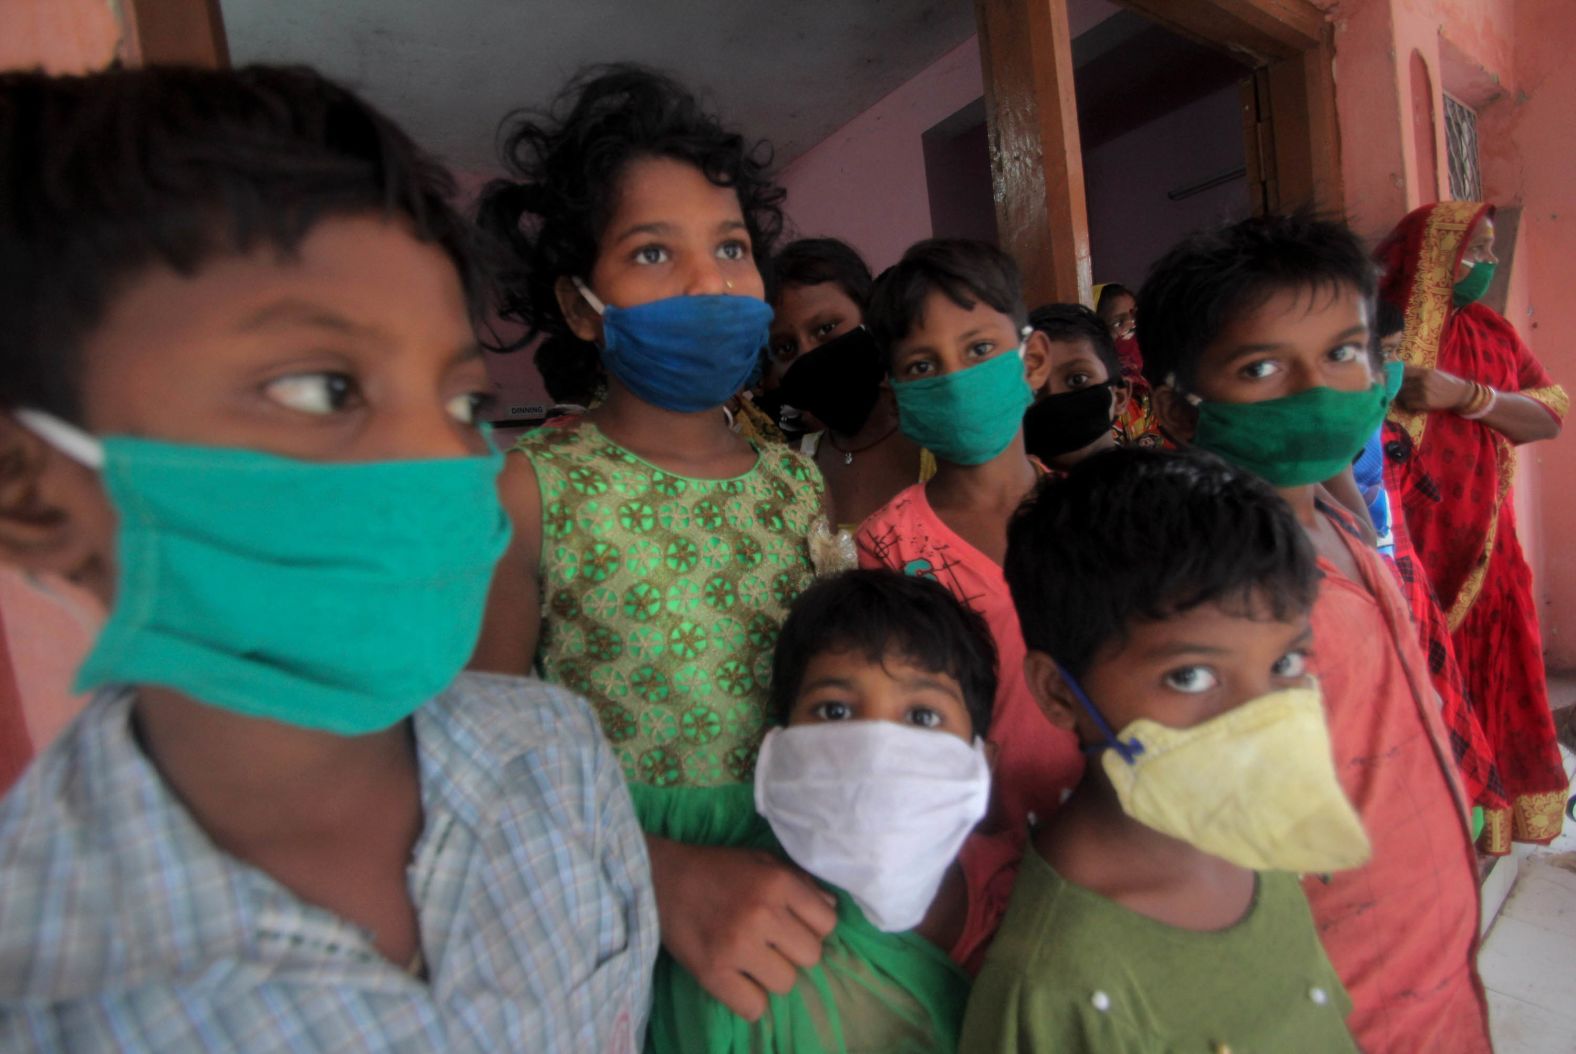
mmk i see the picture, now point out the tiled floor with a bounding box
[1479,735,1576,1053]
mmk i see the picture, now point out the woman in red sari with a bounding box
[1376,201,1568,853]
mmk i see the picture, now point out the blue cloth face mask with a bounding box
[574,277,773,413]
[17,409,512,735]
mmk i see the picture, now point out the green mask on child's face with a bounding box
[17,410,511,735]
[892,345,1035,466]
[1453,260,1496,307]
[1185,361,1402,488]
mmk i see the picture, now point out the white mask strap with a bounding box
[1163,372,1204,408]
[14,409,105,470]
[571,276,608,316]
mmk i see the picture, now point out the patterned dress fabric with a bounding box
[520,422,824,789]
[1376,200,1569,850]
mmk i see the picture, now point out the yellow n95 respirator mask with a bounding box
[1063,667,1371,874]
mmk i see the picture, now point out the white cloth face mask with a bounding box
[753,721,991,932]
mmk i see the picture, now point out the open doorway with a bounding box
[1074,8,1250,290]
[922,5,1253,294]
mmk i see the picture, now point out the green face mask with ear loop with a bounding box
[1181,361,1403,488]
[891,337,1036,466]
[15,409,512,735]
[1453,260,1497,307]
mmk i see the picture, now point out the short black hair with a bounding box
[865,238,1026,362]
[1029,303,1122,381]
[477,64,785,347]
[1137,211,1377,390]
[770,569,998,736]
[1004,447,1318,680]
[0,64,486,422]
[768,237,873,308]
[1094,283,1135,315]
[1375,298,1405,340]
[534,335,605,406]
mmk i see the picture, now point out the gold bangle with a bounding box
[1456,381,1489,417]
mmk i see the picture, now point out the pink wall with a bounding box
[777,37,984,272]
[1325,0,1576,668]
[1083,84,1250,289]
[1482,0,1576,667]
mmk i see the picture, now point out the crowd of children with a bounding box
[0,54,1566,1054]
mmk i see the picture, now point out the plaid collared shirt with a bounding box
[0,673,657,1053]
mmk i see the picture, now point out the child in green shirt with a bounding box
[964,447,1363,1052]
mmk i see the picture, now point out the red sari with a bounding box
[1376,201,1569,851]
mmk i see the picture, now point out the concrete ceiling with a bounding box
[219,0,983,176]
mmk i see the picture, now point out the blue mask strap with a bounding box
[1057,663,1145,764]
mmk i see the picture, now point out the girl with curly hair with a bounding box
[473,67,965,1053]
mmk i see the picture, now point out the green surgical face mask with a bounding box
[17,410,511,735]
[1186,361,1403,488]
[892,344,1035,465]
[1453,260,1496,307]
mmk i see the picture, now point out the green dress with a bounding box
[960,847,1359,1053]
[519,422,967,1053]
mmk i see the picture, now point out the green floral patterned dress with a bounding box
[517,421,966,1054]
[524,421,822,786]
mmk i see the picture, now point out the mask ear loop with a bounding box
[1056,662,1145,764]
[1164,372,1203,409]
[571,276,608,317]
[14,408,105,470]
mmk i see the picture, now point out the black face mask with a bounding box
[776,326,886,436]
[1022,383,1117,460]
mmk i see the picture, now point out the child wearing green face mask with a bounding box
[961,447,1360,1053]
[0,66,656,1051]
[1139,212,1491,1053]
[856,239,1085,966]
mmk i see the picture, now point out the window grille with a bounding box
[1444,94,1481,201]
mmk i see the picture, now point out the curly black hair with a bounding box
[476,64,786,348]
[0,64,485,421]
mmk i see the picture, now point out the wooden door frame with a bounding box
[123,0,229,68]
[977,0,1340,307]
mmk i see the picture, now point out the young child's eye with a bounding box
[633,244,669,266]
[810,700,853,722]
[717,240,750,262]
[446,391,495,427]
[900,359,934,378]
[905,707,943,730]
[813,319,842,340]
[1328,343,1364,363]
[1272,650,1310,679]
[770,338,798,363]
[1239,359,1280,381]
[1067,371,1092,388]
[1162,665,1219,694]
[263,372,359,415]
[966,341,995,359]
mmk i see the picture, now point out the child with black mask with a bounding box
[1022,303,1131,469]
[767,238,932,529]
